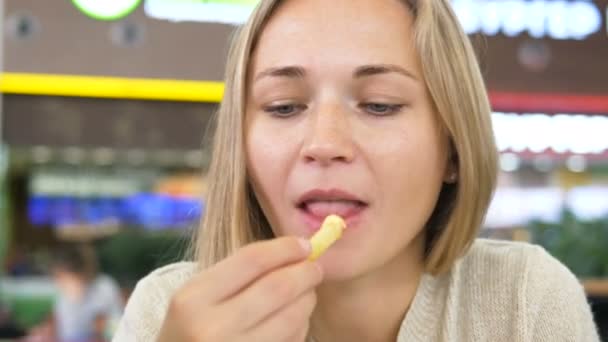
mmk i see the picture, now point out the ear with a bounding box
[443,141,458,184]
[443,169,457,184]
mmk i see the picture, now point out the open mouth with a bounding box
[298,199,367,218]
[296,189,369,230]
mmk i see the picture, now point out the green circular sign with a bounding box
[72,0,142,21]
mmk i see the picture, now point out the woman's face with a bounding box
[246,0,451,280]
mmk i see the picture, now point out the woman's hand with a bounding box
[157,236,322,342]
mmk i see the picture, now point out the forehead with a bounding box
[251,0,417,72]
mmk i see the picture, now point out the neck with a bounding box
[311,236,425,342]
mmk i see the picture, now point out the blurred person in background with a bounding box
[29,244,123,342]
[114,0,600,341]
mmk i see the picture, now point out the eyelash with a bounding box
[262,102,405,118]
[263,103,307,117]
[359,103,405,116]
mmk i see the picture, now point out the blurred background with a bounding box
[0,0,606,340]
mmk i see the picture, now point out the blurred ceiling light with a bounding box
[144,0,258,25]
[485,187,564,228]
[492,112,608,155]
[184,150,203,168]
[452,0,602,40]
[62,147,85,165]
[72,0,142,21]
[31,146,52,164]
[126,149,146,165]
[567,186,608,220]
[92,148,116,166]
[565,155,587,173]
[500,153,520,172]
[156,149,179,166]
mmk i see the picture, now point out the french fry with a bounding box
[308,215,346,261]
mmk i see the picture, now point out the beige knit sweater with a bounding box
[113,239,600,341]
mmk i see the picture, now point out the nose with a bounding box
[300,105,355,166]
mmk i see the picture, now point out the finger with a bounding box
[194,236,311,303]
[226,260,322,330]
[292,325,311,342]
[243,290,317,342]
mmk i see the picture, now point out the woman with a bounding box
[48,244,124,342]
[114,0,600,341]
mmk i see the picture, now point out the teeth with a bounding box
[305,200,362,218]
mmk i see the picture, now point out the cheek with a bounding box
[247,130,276,197]
[372,123,443,174]
[246,120,297,222]
[370,120,447,221]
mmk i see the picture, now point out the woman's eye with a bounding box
[361,103,404,116]
[263,103,306,117]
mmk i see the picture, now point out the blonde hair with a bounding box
[194,0,498,275]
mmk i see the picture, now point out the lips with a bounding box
[304,200,365,218]
[296,189,368,231]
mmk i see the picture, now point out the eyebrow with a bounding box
[253,63,419,82]
[354,64,419,82]
[254,66,306,82]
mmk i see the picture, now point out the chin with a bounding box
[315,251,371,283]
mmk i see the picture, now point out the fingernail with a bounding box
[298,238,311,254]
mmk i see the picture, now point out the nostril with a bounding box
[304,155,316,163]
[301,141,355,166]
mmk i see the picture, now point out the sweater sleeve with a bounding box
[525,246,600,341]
[112,274,169,342]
